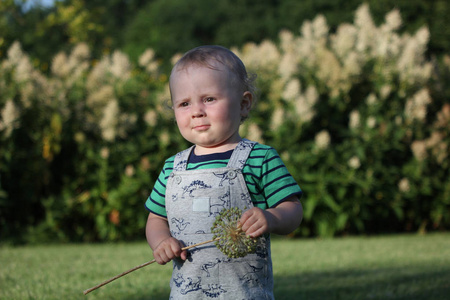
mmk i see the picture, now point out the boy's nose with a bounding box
[192,102,206,117]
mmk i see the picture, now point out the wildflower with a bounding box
[292,86,317,123]
[315,130,331,150]
[269,78,284,101]
[349,110,360,129]
[110,51,131,79]
[300,15,328,46]
[411,140,427,161]
[66,44,90,84]
[139,49,155,66]
[15,56,33,82]
[332,24,357,59]
[109,209,120,225]
[171,53,183,66]
[425,132,447,164]
[100,147,110,159]
[348,156,361,169]
[385,8,402,31]
[238,40,280,76]
[87,59,109,90]
[212,207,258,258]
[343,51,361,76]
[0,99,19,137]
[279,30,295,52]
[245,123,264,144]
[434,104,450,129]
[404,88,431,122]
[87,85,115,112]
[144,110,158,127]
[100,99,119,141]
[305,85,319,107]
[366,93,377,106]
[398,178,410,193]
[71,42,90,60]
[125,165,135,177]
[6,41,23,66]
[282,79,301,101]
[380,85,392,100]
[397,27,432,86]
[270,107,284,131]
[278,51,298,81]
[19,82,34,109]
[367,116,377,129]
[160,130,170,146]
[52,52,69,77]
[139,49,159,74]
[354,4,376,53]
[140,157,151,171]
[315,48,346,97]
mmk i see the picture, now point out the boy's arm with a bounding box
[240,196,303,238]
[146,212,187,264]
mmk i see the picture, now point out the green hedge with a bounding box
[1,5,449,243]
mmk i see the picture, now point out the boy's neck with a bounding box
[193,139,241,156]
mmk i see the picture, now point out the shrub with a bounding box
[0,4,448,242]
[235,4,449,236]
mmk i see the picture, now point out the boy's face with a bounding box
[170,62,252,154]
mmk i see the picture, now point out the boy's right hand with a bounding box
[153,237,188,265]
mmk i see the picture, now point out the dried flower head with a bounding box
[211,207,258,258]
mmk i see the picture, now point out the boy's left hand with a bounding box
[239,207,273,238]
[239,197,303,238]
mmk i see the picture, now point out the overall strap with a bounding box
[172,146,194,171]
[227,139,257,170]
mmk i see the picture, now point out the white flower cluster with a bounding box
[139,49,160,75]
[1,42,51,109]
[87,50,131,91]
[82,50,136,141]
[411,103,450,164]
[314,130,331,150]
[404,88,432,123]
[231,4,433,134]
[52,43,90,84]
[0,100,19,137]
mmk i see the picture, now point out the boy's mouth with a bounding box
[193,124,210,131]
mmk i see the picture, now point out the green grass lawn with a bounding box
[1,233,449,300]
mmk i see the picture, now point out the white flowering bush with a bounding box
[0,4,448,242]
[0,41,188,242]
[236,4,449,236]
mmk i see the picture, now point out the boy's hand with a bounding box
[153,237,187,265]
[239,207,273,238]
[239,197,303,238]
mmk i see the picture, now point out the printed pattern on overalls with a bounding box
[166,139,274,299]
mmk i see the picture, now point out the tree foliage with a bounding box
[2,0,449,70]
[1,5,449,243]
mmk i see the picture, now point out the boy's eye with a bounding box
[204,97,215,103]
[178,102,189,107]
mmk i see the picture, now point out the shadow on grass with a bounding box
[94,266,450,300]
[273,266,450,300]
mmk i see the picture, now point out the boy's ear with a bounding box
[240,91,253,117]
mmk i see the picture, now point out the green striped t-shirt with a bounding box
[145,143,302,218]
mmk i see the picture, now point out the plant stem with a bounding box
[82,237,220,295]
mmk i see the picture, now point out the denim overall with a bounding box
[165,139,274,299]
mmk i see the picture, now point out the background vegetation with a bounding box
[0,0,449,243]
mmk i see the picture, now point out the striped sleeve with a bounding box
[144,156,175,217]
[244,144,302,209]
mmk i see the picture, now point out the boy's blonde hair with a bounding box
[170,45,257,108]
